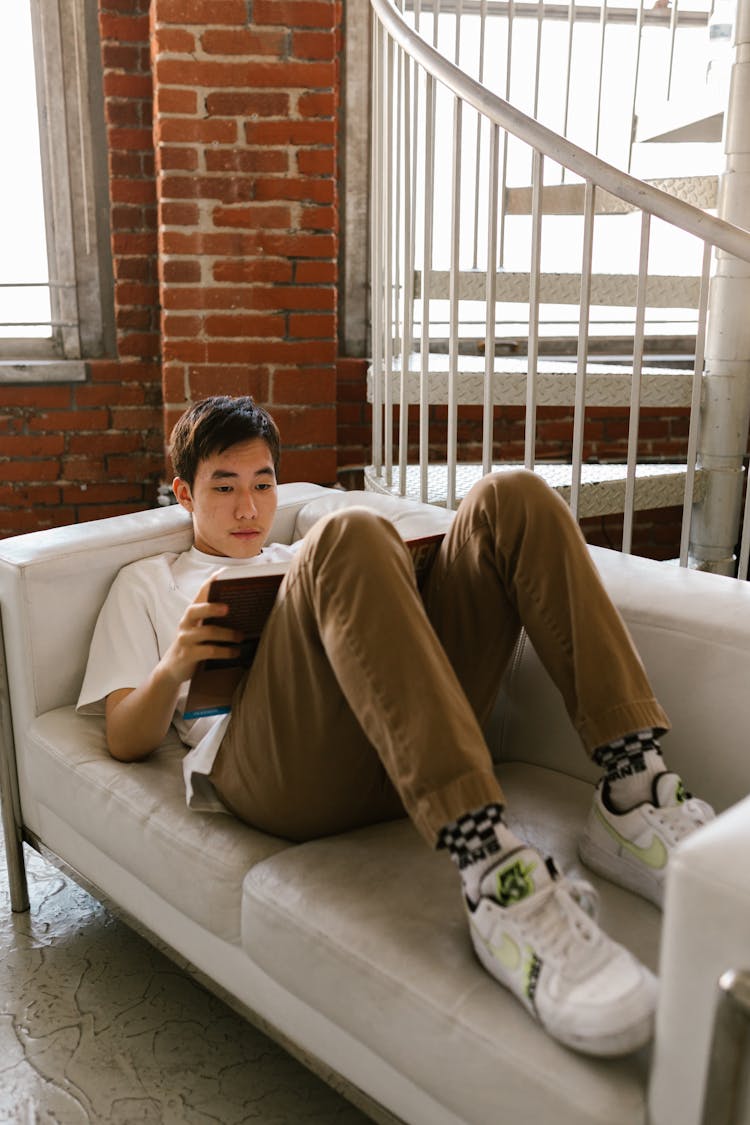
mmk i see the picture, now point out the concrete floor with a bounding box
[0,824,370,1125]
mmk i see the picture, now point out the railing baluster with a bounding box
[420,66,436,503]
[594,0,608,157]
[384,31,395,488]
[533,0,544,120]
[447,94,463,511]
[483,121,500,476]
[560,0,576,183]
[627,0,645,174]
[498,0,514,268]
[399,41,414,496]
[472,0,489,270]
[622,211,651,554]
[371,11,384,478]
[666,0,680,101]
[526,148,543,470]
[571,180,596,520]
[680,241,711,568]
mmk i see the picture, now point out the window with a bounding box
[0,0,114,382]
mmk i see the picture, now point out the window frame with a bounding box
[0,0,115,383]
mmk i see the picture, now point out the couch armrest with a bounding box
[649,795,750,1125]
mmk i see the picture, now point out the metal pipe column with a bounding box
[690,0,750,574]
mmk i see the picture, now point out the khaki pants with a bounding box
[210,470,669,845]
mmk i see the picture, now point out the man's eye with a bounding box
[214,485,233,493]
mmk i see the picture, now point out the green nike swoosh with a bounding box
[595,804,669,870]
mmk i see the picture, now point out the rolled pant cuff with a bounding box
[577,698,671,755]
[411,768,506,848]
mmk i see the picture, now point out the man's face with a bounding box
[173,438,279,559]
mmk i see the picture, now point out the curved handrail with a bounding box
[372,0,750,262]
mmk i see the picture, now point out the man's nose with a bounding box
[235,490,258,518]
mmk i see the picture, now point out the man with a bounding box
[78,395,713,1058]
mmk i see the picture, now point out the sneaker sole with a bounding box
[578,833,663,908]
[469,922,655,1058]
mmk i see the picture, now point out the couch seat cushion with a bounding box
[27,706,290,942]
[242,762,661,1125]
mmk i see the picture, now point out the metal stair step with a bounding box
[369,355,695,409]
[504,175,718,216]
[420,270,701,308]
[365,461,704,519]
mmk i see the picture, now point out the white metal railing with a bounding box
[369,0,750,573]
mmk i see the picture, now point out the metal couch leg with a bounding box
[700,969,750,1125]
[0,623,29,913]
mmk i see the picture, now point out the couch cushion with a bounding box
[241,762,660,1125]
[27,707,291,942]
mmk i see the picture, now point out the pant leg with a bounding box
[423,469,670,751]
[209,506,503,845]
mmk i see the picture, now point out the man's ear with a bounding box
[173,477,193,512]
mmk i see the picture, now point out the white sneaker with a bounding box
[578,772,715,907]
[468,847,657,1056]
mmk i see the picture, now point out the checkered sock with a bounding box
[593,730,664,812]
[437,804,525,904]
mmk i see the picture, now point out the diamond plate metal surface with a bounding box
[365,461,704,518]
[369,357,696,409]
[423,271,702,308]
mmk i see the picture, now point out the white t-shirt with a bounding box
[77,540,302,813]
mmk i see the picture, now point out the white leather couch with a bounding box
[1,482,749,1125]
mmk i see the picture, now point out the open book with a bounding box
[183,531,445,719]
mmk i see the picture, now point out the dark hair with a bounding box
[169,396,281,487]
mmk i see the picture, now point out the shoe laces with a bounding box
[514,873,606,975]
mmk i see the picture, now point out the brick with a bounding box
[204,313,287,337]
[102,43,143,71]
[203,149,288,174]
[152,26,196,53]
[279,447,337,485]
[212,258,292,283]
[0,386,72,409]
[296,148,336,175]
[253,1,337,29]
[68,431,149,456]
[186,367,270,400]
[1,459,61,482]
[163,339,208,362]
[298,90,335,117]
[159,230,262,255]
[291,30,336,60]
[289,310,335,337]
[203,340,336,364]
[157,118,238,144]
[100,13,150,41]
[2,434,66,457]
[155,87,198,114]
[163,259,202,282]
[260,232,336,258]
[161,201,200,225]
[155,58,335,89]
[272,367,336,402]
[252,176,334,204]
[244,120,334,145]
[205,91,289,117]
[106,453,166,478]
[103,73,152,99]
[155,0,248,24]
[200,28,288,55]
[157,146,200,171]
[117,308,155,330]
[212,204,291,229]
[295,260,336,283]
[115,281,160,306]
[249,285,335,311]
[112,231,159,256]
[0,484,62,508]
[108,126,154,151]
[75,385,147,408]
[109,406,165,430]
[61,483,144,504]
[0,509,76,536]
[117,331,161,358]
[163,313,203,336]
[110,179,158,204]
[300,204,336,231]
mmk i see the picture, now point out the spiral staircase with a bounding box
[366,0,750,576]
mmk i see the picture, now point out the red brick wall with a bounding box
[1,0,344,539]
[152,0,341,486]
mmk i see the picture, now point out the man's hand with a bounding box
[105,576,244,762]
[160,575,244,687]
